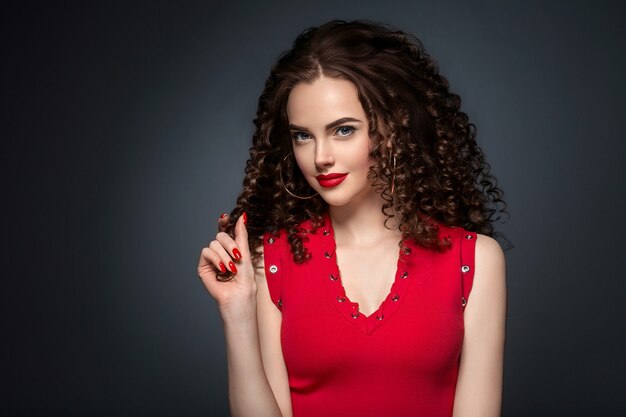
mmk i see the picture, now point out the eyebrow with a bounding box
[288,117,362,132]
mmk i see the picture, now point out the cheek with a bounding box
[292,150,309,173]
[353,146,373,170]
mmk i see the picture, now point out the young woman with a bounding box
[198,20,508,417]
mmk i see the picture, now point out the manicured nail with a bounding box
[228,261,237,273]
[218,262,226,273]
[232,248,242,260]
[220,213,228,219]
[242,211,247,225]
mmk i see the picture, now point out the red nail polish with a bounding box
[242,211,247,225]
[233,248,242,260]
[229,261,237,273]
[219,262,226,273]
[220,213,227,219]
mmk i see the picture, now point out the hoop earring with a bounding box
[390,150,396,195]
[279,153,319,200]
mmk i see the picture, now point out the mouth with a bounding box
[315,173,348,188]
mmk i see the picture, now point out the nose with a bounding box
[314,140,334,170]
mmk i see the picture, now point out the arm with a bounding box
[452,234,507,417]
[199,214,288,417]
[255,258,293,417]
[221,292,285,417]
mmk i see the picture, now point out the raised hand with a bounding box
[197,212,257,314]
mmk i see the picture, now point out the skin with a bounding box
[198,75,507,417]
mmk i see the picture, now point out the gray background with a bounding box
[4,1,625,416]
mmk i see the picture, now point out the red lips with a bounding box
[316,173,348,188]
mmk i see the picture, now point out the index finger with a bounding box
[234,212,250,257]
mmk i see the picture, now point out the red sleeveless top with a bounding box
[262,211,477,417]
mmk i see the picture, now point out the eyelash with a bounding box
[292,126,356,142]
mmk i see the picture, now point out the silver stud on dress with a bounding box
[269,265,278,274]
[465,234,473,240]
[351,311,360,319]
[277,299,283,307]
[267,237,275,244]
[324,251,331,258]
[323,230,330,236]
[400,271,408,279]
[329,274,338,281]
[337,296,346,303]
[391,294,400,302]
[461,265,470,273]
[376,314,384,320]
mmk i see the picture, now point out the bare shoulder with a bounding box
[466,233,507,310]
[475,233,504,257]
[475,233,506,278]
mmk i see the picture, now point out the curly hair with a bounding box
[222,19,509,266]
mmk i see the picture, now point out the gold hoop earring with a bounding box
[390,150,396,195]
[279,153,319,200]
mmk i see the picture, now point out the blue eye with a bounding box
[293,132,311,142]
[336,126,355,136]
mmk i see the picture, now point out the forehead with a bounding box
[286,76,366,125]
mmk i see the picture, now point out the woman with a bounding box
[198,20,508,417]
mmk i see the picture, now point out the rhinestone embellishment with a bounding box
[461,265,470,273]
[465,234,473,239]
[269,265,278,274]
[267,237,275,244]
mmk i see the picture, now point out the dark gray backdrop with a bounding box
[4,1,625,416]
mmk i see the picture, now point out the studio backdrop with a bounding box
[4,1,625,416]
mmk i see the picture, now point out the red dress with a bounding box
[262,211,477,417]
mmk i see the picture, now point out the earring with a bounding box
[279,153,319,200]
[390,150,396,195]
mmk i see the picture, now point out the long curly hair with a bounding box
[223,19,509,265]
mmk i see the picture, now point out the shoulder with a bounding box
[469,233,507,306]
[475,233,506,274]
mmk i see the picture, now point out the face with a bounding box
[286,76,379,208]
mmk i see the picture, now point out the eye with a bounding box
[292,131,311,142]
[336,126,355,137]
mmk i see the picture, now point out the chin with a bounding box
[319,192,361,208]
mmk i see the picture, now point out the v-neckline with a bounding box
[320,211,414,335]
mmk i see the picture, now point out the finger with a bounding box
[198,246,226,275]
[216,231,243,266]
[234,211,250,257]
[217,213,229,232]
[209,240,237,274]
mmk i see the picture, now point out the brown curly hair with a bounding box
[223,19,509,265]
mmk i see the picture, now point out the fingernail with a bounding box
[229,261,237,273]
[232,248,242,260]
[220,213,228,219]
[242,211,247,225]
[219,262,226,273]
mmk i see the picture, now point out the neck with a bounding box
[328,191,401,246]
